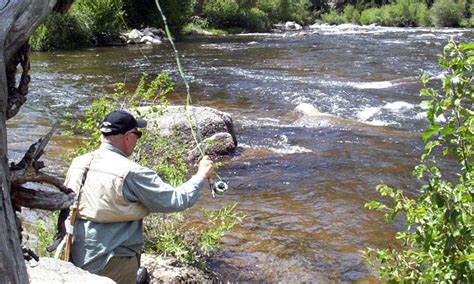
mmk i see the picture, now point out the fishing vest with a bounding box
[64,148,150,223]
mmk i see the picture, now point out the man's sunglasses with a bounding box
[129,130,142,138]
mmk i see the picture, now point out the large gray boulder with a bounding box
[143,106,237,160]
[26,258,114,283]
[27,255,214,283]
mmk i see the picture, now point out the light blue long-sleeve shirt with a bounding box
[70,143,205,273]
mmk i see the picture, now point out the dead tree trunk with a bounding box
[1,1,69,282]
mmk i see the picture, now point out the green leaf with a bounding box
[459,43,474,51]
[420,74,429,85]
[419,100,432,110]
[365,201,383,210]
[456,254,474,264]
[422,124,441,142]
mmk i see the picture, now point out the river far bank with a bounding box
[31,0,474,52]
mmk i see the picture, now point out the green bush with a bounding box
[154,0,193,38]
[278,0,312,24]
[365,41,474,282]
[360,7,385,25]
[416,2,432,26]
[321,10,346,24]
[241,7,272,32]
[30,12,91,51]
[256,0,313,24]
[386,0,420,26]
[143,203,245,266]
[430,0,465,27]
[70,0,125,44]
[343,4,361,24]
[203,0,241,27]
[35,216,56,257]
[256,0,280,21]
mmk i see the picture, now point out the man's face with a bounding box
[123,128,142,156]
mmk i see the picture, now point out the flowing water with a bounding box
[7,25,474,282]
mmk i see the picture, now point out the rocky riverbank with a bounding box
[27,254,215,283]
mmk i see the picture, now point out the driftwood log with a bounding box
[10,124,74,210]
[9,125,74,260]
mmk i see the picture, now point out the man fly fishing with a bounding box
[63,110,214,283]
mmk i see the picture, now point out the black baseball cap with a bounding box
[100,110,147,135]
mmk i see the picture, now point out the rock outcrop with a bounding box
[122,27,165,45]
[26,255,216,283]
[26,258,114,283]
[141,254,215,283]
[272,21,303,32]
[143,105,237,160]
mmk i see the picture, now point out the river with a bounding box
[7,25,474,282]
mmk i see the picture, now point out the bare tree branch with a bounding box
[12,172,72,194]
[12,185,74,211]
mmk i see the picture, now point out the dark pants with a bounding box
[97,255,139,284]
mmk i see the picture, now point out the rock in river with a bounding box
[142,105,238,161]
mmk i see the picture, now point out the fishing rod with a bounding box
[154,0,228,198]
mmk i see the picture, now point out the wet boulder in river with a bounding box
[272,21,303,32]
[294,103,334,117]
[293,103,336,128]
[142,106,237,161]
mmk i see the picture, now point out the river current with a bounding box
[7,25,474,282]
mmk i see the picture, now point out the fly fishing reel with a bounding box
[210,179,228,198]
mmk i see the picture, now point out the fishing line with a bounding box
[154,0,227,196]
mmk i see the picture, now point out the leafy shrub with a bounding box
[384,0,420,26]
[256,0,280,21]
[343,4,361,24]
[70,0,125,44]
[153,0,194,38]
[365,41,474,282]
[278,0,313,24]
[360,7,385,25]
[183,16,228,35]
[203,0,241,27]
[35,217,56,257]
[241,7,272,32]
[469,4,474,27]
[416,2,432,26]
[430,0,465,27]
[143,203,245,266]
[30,12,91,51]
[321,10,345,25]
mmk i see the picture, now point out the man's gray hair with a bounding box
[101,133,123,144]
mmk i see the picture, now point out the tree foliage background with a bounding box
[30,0,474,51]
